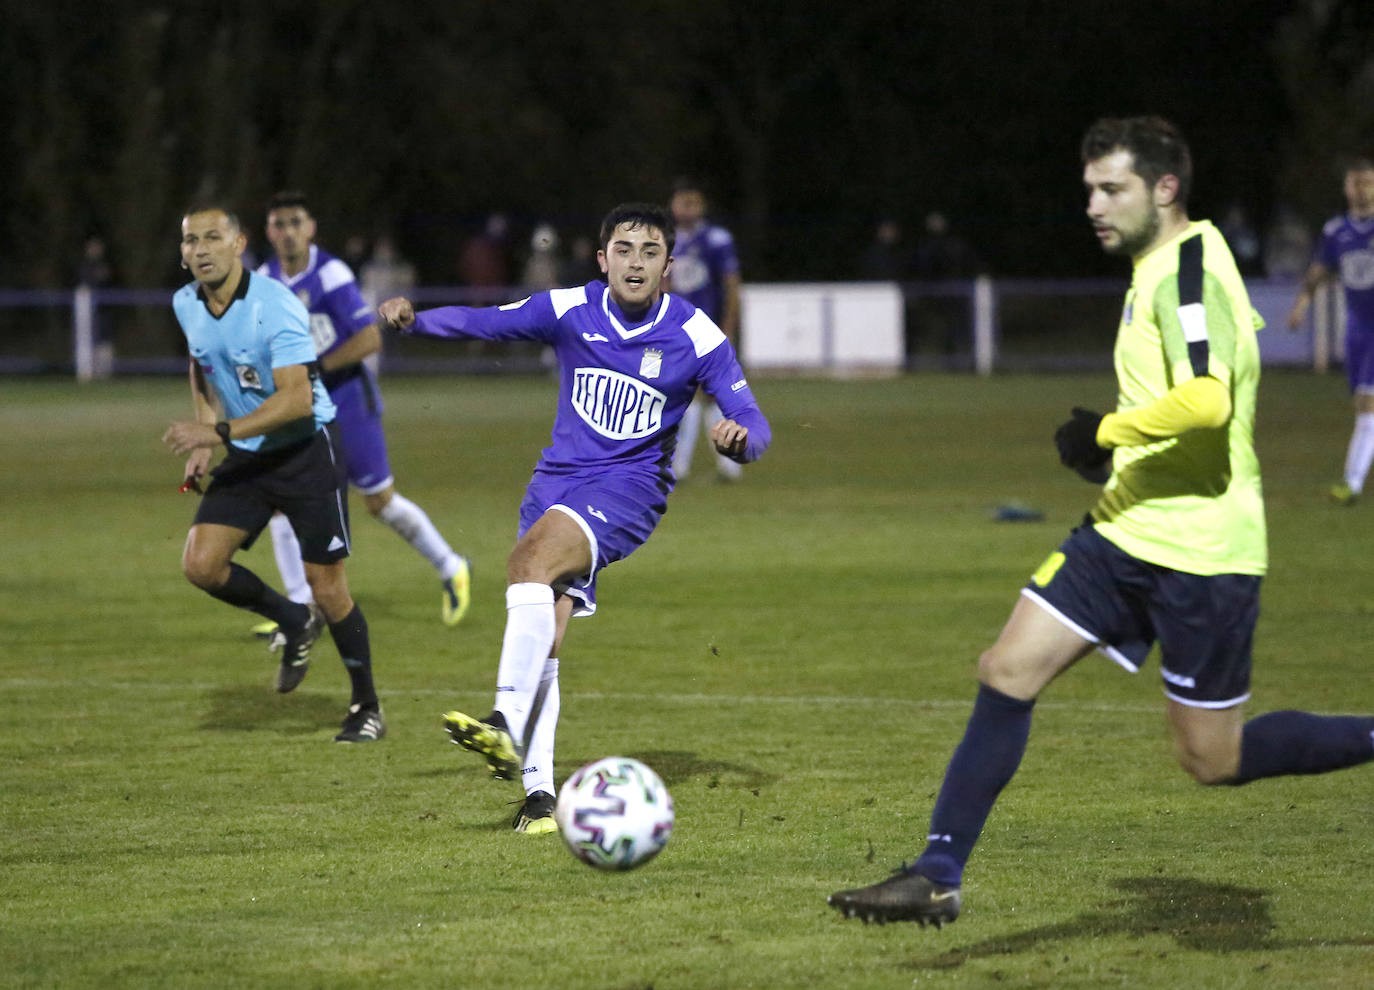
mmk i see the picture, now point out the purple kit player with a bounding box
[1287,158,1374,505]
[377,202,771,833]
[258,191,472,628]
[667,178,746,483]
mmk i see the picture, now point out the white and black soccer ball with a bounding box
[555,756,674,870]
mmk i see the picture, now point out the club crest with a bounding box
[640,347,663,379]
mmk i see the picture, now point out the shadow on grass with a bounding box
[627,749,777,790]
[907,875,1374,970]
[199,684,341,735]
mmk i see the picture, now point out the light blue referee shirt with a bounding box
[172,270,335,453]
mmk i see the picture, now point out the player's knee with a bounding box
[976,645,1024,694]
[181,549,222,591]
[364,489,392,517]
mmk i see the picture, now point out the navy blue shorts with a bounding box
[194,425,352,565]
[1022,525,1259,708]
[518,469,668,617]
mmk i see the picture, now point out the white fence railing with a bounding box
[0,278,1343,380]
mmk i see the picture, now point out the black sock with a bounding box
[207,563,310,628]
[328,604,377,710]
[1232,710,1374,784]
[914,683,1035,886]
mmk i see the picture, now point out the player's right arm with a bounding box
[377,292,559,343]
[1286,260,1333,330]
[182,360,219,483]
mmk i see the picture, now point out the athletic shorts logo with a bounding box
[586,505,608,523]
[570,367,667,440]
[1030,551,1066,587]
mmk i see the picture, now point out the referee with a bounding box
[163,204,384,743]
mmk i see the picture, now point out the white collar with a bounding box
[601,286,671,340]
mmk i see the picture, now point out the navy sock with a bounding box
[914,683,1035,886]
[1232,710,1374,784]
[207,563,310,628]
[328,604,377,710]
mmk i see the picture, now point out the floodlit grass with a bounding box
[1,371,1371,989]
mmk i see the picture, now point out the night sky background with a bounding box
[2,0,1371,288]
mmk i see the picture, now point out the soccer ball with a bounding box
[555,756,674,870]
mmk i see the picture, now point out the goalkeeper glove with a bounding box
[1054,407,1111,474]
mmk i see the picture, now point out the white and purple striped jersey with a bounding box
[1316,213,1374,336]
[405,282,770,482]
[258,245,376,392]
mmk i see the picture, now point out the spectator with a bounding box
[521,223,562,291]
[857,218,910,281]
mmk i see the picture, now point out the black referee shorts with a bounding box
[193,424,352,565]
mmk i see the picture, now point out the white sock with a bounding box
[522,657,560,797]
[673,396,704,478]
[268,513,313,604]
[378,492,462,579]
[1344,412,1374,494]
[493,583,556,743]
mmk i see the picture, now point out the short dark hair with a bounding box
[599,202,676,254]
[182,201,242,232]
[1343,156,1374,176]
[1081,116,1192,206]
[267,189,311,215]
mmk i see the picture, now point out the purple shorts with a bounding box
[1345,327,1374,395]
[518,470,668,616]
[330,375,393,495]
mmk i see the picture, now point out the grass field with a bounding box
[2,371,1371,989]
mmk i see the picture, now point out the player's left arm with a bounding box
[221,363,315,442]
[317,271,381,372]
[699,343,771,463]
[1095,375,1230,448]
[1098,244,1240,449]
[163,363,314,455]
[720,271,742,340]
[320,323,381,372]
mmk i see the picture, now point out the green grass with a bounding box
[1,371,1371,989]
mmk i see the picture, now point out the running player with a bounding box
[257,191,471,630]
[666,178,745,483]
[829,117,1374,927]
[377,202,770,832]
[1286,158,1374,505]
[164,204,384,742]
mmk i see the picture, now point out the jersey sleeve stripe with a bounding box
[1177,235,1209,377]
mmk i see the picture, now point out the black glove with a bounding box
[1054,407,1111,473]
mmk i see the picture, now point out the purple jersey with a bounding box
[669,222,739,322]
[258,246,377,393]
[259,246,393,492]
[406,282,769,486]
[1316,214,1374,336]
